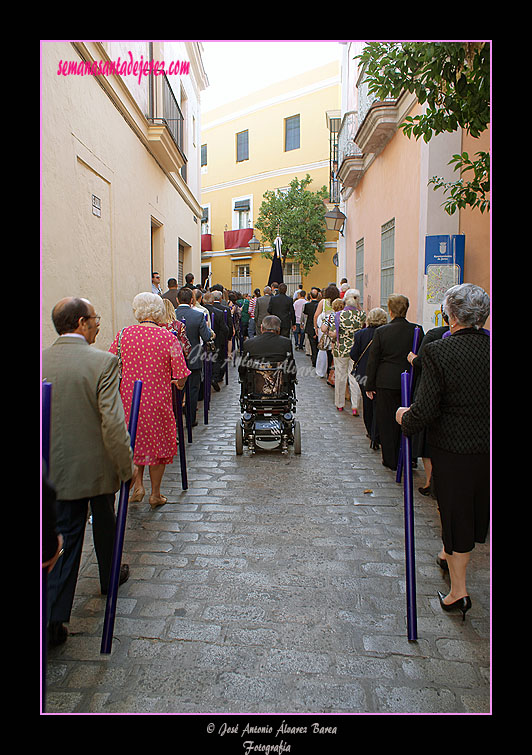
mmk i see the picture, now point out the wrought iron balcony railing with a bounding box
[337,111,364,190]
[338,111,363,166]
[147,72,187,178]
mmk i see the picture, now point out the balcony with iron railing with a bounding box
[231,275,252,295]
[146,72,187,178]
[337,62,409,193]
[354,66,403,157]
[337,111,364,190]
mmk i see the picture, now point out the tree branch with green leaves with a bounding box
[254,175,330,274]
[355,41,490,214]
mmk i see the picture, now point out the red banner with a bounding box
[224,228,254,250]
[201,233,212,252]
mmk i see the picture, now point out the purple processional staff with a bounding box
[42,381,52,708]
[101,379,143,655]
[203,311,214,424]
[172,383,188,491]
[268,234,284,287]
[400,369,418,642]
[224,309,229,385]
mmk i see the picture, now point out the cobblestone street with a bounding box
[45,347,490,716]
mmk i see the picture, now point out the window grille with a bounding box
[380,219,395,307]
[356,238,364,305]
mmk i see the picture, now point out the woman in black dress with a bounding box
[350,307,388,445]
[396,284,490,620]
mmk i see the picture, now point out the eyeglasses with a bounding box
[84,315,101,324]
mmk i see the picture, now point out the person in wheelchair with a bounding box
[236,315,300,454]
[238,314,296,391]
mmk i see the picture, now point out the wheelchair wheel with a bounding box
[293,420,301,454]
[235,420,244,455]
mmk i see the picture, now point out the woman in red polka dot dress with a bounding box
[109,292,190,509]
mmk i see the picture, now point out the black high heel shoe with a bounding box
[437,591,472,621]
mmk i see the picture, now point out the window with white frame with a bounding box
[201,206,210,234]
[235,263,250,278]
[285,114,300,151]
[232,197,252,230]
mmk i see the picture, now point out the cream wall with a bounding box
[42,41,204,350]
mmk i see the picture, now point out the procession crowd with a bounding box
[42,271,490,648]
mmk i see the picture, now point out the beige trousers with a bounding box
[333,355,361,411]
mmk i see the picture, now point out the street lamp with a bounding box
[248,233,261,252]
[324,204,346,235]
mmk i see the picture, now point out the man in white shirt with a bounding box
[152,272,163,295]
[293,290,307,350]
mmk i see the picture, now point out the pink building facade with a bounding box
[336,43,490,331]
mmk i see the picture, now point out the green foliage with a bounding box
[428,151,490,214]
[355,42,490,214]
[254,175,330,274]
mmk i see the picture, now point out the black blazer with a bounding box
[365,317,424,392]
[402,328,490,454]
[175,304,212,370]
[213,301,233,338]
[350,325,379,378]
[203,303,229,348]
[303,300,319,335]
[239,332,295,378]
[267,293,296,329]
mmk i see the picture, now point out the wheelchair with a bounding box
[236,360,300,455]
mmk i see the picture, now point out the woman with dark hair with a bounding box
[365,294,424,471]
[396,283,490,620]
[350,306,388,442]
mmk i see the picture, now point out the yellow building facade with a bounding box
[200,61,341,295]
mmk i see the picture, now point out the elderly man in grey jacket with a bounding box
[42,297,134,646]
[253,286,272,336]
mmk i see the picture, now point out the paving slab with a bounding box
[44,347,491,718]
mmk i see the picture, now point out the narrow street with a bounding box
[45,347,490,715]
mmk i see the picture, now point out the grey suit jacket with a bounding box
[253,294,272,333]
[42,336,134,500]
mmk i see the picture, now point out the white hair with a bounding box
[132,292,165,323]
[343,295,359,308]
[443,283,490,328]
[344,288,360,303]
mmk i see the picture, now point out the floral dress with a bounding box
[109,324,190,466]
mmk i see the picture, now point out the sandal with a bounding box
[149,494,167,509]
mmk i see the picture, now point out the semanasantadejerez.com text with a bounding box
[57,52,190,84]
